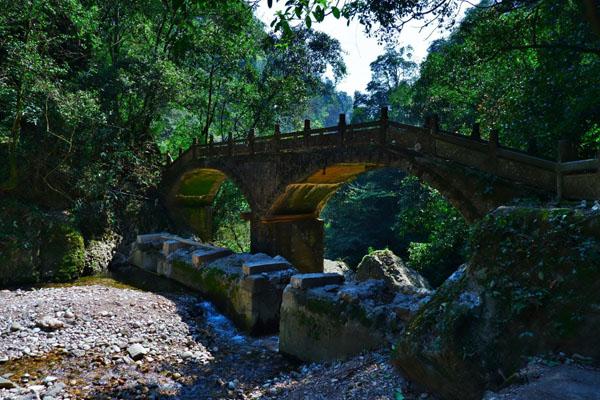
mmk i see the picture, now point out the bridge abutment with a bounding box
[251,215,324,273]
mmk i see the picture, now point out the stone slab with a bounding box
[136,233,171,244]
[191,247,233,267]
[162,239,194,256]
[242,259,291,276]
[290,273,344,289]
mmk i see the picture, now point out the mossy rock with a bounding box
[0,199,85,286]
[41,223,85,282]
[394,206,600,400]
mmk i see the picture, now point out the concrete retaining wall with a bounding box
[129,233,297,335]
[279,273,431,362]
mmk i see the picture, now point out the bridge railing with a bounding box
[166,107,599,200]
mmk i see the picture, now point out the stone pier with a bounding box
[251,216,324,274]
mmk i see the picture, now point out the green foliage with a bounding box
[322,170,467,285]
[212,180,250,252]
[0,0,348,246]
[413,1,600,157]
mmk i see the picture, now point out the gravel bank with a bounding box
[0,277,423,399]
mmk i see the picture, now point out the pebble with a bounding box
[10,322,24,332]
[43,376,58,384]
[127,343,148,361]
[0,377,16,389]
[35,316,65,331]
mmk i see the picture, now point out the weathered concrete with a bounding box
[129,234,297,334]
[290,273,345,289]
[279,273,431,362]
[243,259,291,276]
[161,116,600,273]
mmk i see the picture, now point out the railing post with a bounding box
[338,113,346,146]
[178,146,183,159]
[527,137,538,155]
[304,119,311,147]
[208,135,214,156]
[556,140,569,201]
[380,106,388,145]
[165,152,173,166]
[228,132,233,157]
[489,129,499,153]
[471,123,480,140]
[193,137,199,158]
[273,124,281,153]
[430,114,439,135]
[248,128,255,155]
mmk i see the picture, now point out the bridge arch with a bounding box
[162,163,255,242]
[265,159,483,222]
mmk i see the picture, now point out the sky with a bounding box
[255,4,467,96]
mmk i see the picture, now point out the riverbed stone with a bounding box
[127,343,148,361]
[483,361,600,400]
[0,377,17,389]
[35,316,64,331]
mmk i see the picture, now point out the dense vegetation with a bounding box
[1,0,598,284]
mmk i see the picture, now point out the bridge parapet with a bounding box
[166,108,599,201]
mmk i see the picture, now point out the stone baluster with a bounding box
[380,106,388,145]
[208,135,214,156]
[430,114,439,135]
[471,123,481,140]
[489,129,499,154]
[304,119,311,147]
[274,124,281,152]
[228,132,233,157]
[556,139,571,200]
[193,137,199,159]
[248,128,255,155]
[338,113,346,146]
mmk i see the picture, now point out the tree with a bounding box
[352,46,417,123]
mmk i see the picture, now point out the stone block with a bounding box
[191,247,233,268]
[240,275,270,292]
[162,239,195,256]
[242,259,291,276]
[136,232,170,244]
[290,273,344,289]
[279,285,384,362]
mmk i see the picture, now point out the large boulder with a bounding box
[394,207,600,400]
[356,249,430,293]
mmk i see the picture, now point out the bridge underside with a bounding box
[161,120,599,272]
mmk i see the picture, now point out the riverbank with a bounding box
[0,270,422,399]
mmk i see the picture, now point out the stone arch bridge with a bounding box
[161,109,600,273]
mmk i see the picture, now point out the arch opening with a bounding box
[168,168,250,251]
[318,167,468,287]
